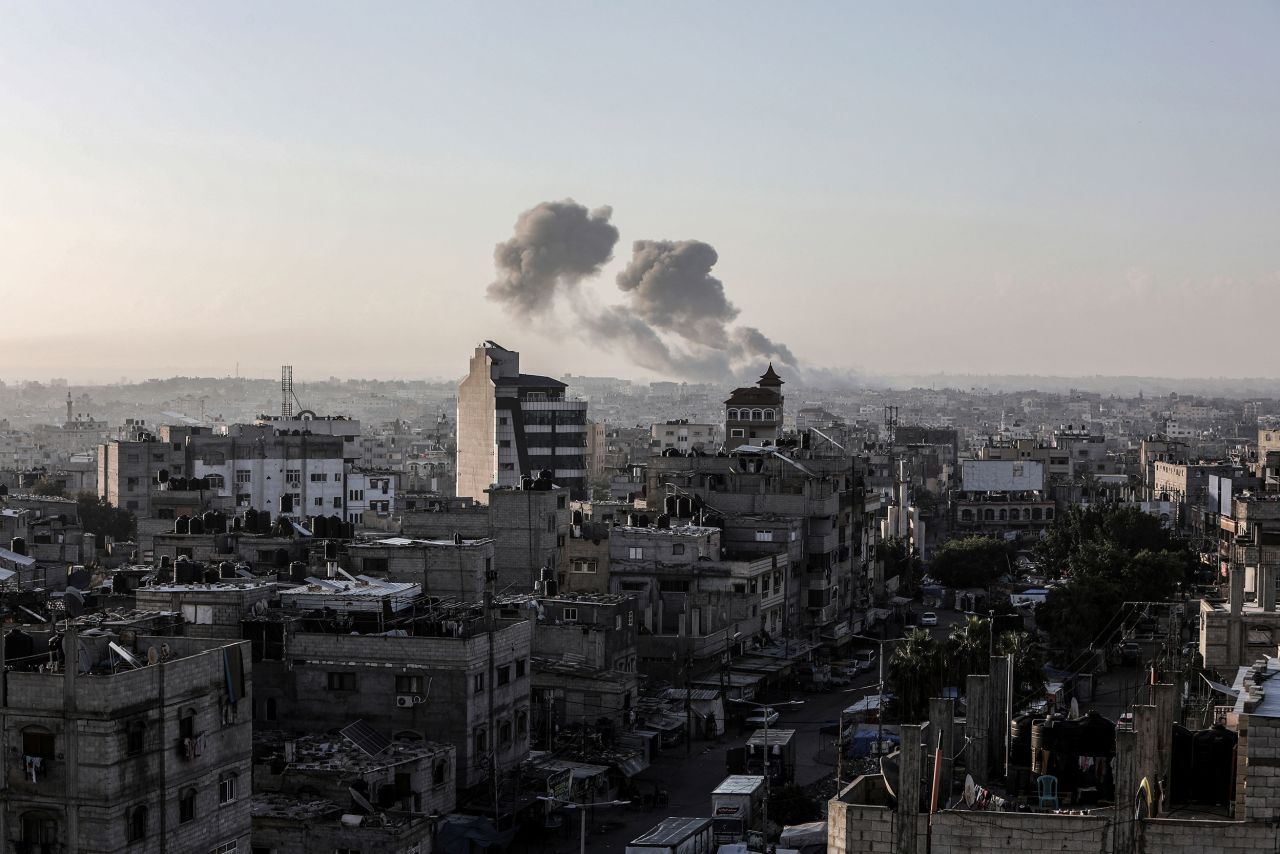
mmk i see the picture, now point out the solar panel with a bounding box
[341,720,391,757]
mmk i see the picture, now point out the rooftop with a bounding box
[353,536,493,548]
[256,730,451,774]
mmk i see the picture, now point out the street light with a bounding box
[849,633,906,765]
[730,697,803,845]
[537,796,630,854]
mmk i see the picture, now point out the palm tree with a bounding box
[946,615,991,686]
[887,628,940,723]
[997,630,1046,704]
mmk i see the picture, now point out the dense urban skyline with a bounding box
[3,2,1277,381]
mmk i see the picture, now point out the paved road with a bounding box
[532,611,970,853]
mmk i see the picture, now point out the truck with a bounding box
[710,774,765,843]
[626,817,714,854]
[745,728,797,784]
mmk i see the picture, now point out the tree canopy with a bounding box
[75,492,136,546]
[928,536,1016,588]
[1034,503,1194,660]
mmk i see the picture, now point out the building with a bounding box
[346,535,496,600]
[724,365,785,451]
[0,629,252,854]
[456,341,589,502]
[650,420,716,455]
[246,598,533,792]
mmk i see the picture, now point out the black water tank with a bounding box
[9,537,25,556]
[657,514,670,529]
[175,516,190,535]
[279,494,293,514]
[273,548,289,569]
[1191,725,1238,805]
[159,554,172,569]
[175,559,200,584]
[665,496,678,515]
[188,517,204,536]
[637,514,650,528]
[1009,714,1034,768]
[289,561,308,583]
[219,561,236,579]
[539,469,553,481]
[324,540,338,562]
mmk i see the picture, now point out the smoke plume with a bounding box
[487,199,798,381]
[487,200,619,314]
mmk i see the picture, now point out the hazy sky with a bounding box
[2,2,1277,384]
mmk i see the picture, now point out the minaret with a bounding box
[66,391,73,424]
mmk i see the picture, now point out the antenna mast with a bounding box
[281,365,294,418]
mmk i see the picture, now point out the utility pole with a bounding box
[684,653,693,757]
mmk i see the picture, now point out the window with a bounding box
[571,560,596,573]
[499,463,515,471]
[563,607,578,622]
[126,805,147,842]
[730,429,745,438]
[206,473,225,489]
[755,530,774,542]
[127,453,140,463]
[628,547,644,560]
[727,409,739,420]
[179,710,197,741]
[498,417,509,425]
[395,675,423,694]
[515,658,526,678]
[332,497,343,508]
[499,720,513,746]
[235,469,251,484]
[22,727,55,760]
[628,611,634,626]
[327,672,357,691]
[262,698,278,721]
[349,489,364,502]
[219,773,237,804]
[179,788,197,823]
[433,759,449,787]
[126,720,146,756]
[152,452,165,462]
[474,728,488,759]
[498,439,511,448]
[672,543,685,555]
[210,844,237,854]
[516,709,528,737]
[763,409,775,420]
[314,497,324,507]
[126,476,139,490]
[497,665,511,686]
[659,579,690,593]
[310,472,328,482]
[286,469,301,483]
[473,673,485,694]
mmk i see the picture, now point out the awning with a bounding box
[1202,674,1240,698]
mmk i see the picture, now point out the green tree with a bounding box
[945,615,991,686]
[75,492,136,545]
[878,537,923,595]
[997,630,1047,702]
[928,537,1015,588]
[887,628,941,723]
[30,479,66,497]
[1033,503,1194,659]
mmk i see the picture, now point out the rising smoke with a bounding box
[487,199,798,382]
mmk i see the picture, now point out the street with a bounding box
[533,610,969,853]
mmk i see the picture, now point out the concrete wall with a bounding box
[930,811,1109,854]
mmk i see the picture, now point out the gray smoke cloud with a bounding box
[487,200,799,381]
[487,200,619,315]
[615,240,738,346]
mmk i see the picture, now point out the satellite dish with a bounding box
[1069,697,1081,719]
[963,774,976,807]
[146,646,159,666]
[253,599,268,616]
[1135,777,1153,819]
[348,786,376,814]
[120,629,137,647]
[67,568,91,590]
[160,643,172,660]
[64,587,85,618]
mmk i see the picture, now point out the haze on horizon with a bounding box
[1,2,1276,385]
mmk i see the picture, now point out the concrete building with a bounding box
[724,365,785,451]
[0,630,252,854]
[251,731,455,854]
[650,420,716,455]
[346,535,496,600]
[247,599,533,792]
[135,579,277,640]
[456,341,588,501]
[396,486,569,593]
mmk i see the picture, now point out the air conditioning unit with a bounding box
[396,695,425,708]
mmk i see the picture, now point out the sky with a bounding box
[1,2,1277,384]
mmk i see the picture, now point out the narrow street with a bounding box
[535,611,969,852]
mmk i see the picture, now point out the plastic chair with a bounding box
[1036,774,1060,808]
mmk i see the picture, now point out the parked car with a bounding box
[1117,641,1141,665]
[827,670,854,689]
[745,708,781,727]
[920,612,938,626]
[851,649,878,673]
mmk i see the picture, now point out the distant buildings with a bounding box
[724,365,785,451]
